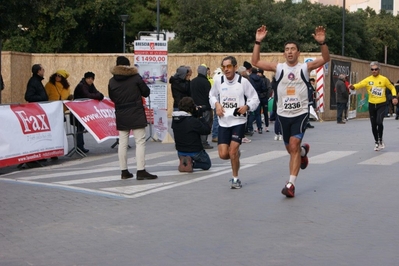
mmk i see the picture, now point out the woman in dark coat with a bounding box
[108,56,157,180]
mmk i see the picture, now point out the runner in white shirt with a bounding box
[209,56,260,189]
[251,25,330,198]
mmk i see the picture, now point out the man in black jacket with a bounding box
[190,65,213,149]
[72,71,104,153]
[172,97,212,172]
[108,56,157,180]
[25,64,48,102]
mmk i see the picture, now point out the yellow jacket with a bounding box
[352,74,396,104]
[45,81,71,111]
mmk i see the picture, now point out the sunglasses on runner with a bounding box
[221,64,235,70]
[370,68,379,71]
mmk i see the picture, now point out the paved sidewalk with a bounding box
[1,118,399,265]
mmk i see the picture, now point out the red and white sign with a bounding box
[0,101,67,167]
[64,98,153,143]
[64,98,119,143]
[134,40,168,110]
[134,41,168,65]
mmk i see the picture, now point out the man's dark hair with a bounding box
[32,64,42,75]
[221,56,238,66]
[309,78,315,82]
[178,97,196,114]
[284,41,300,51]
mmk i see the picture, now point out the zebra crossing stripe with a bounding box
[19,167,120,181]
[358,152,399,165]
[310,151,357,164]
[101,182,175,195]
[54,166,231,185]
[240,150,287,164]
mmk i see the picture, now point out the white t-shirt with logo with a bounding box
[209,73,260,127]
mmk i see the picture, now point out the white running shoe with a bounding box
[278,134,283,141]
[274,135,279,141]
[374,142,380,151]
[242,137,251,143]
[379,141,385,149]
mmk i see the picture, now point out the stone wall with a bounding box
[2,51,399,120]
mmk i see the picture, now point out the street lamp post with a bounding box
[119,15,129,53]
[342,0,345,56]
[156,0,160,40]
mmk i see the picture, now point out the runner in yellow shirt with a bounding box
[349,61,398,151]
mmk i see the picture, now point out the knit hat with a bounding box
[116,56,130,66]
[174,66,189,80]
[197,65,207,76]
[56,69,69,79]
[243,61,252,70]
[84,72,95,79]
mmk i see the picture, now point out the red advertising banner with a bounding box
[64,98,119,143]
[64,98,153,143]
[0,101,67,167]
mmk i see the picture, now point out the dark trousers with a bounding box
[337,102,347,122]
[200,110,213,145]
[76,122,85,149]
[369,102,386,142]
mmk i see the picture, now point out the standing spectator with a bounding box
[236,66,253,143]
[172,97,212,172]
[45,69,73,160]
[349,62,398,151]
[271,76,282,141]
[243,61,252,76]
[252,25,330,198]
[211,67,222,143]
[209,56,260,189]
[0,74,4,91]
[24,64,48,164]
[335,74,349,124]
[45,69,73,108]
[258,69,271,132]
[108,56,157,180]
[395,80,399,120]
[343,76,350,121]
[190,65,213,149]
[385,81,394,117]
[169,66,191,111]
[247,67,264,134]
[306,78,316,128]
[72,72,104,153]
[25,64,48,102]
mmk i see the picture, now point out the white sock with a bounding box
[288,175,297,187]
[233,177,238,182]
[300,147,306,156]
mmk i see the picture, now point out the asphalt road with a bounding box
[1,117,399,266]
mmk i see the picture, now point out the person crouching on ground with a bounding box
[172,97,212,172]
